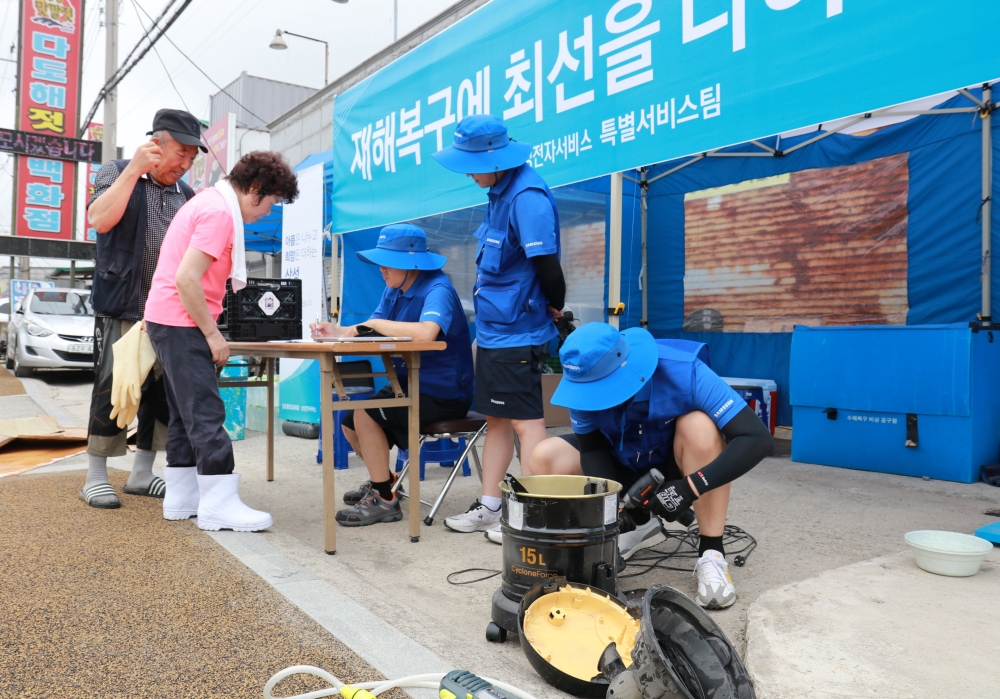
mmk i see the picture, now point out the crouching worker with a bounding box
[310,225,474,527]
[533,323,773,609]
[144,151,299,531]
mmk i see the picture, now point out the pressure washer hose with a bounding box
[264,665,540,699]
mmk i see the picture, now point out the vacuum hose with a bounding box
[263,665,541,699]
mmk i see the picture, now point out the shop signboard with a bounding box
[83,122,101,241]
[333,0,1000,234]
[190,113,234,192]
[14,0,84,241]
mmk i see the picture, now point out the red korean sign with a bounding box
[14,0,83,241]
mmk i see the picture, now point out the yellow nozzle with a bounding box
[341,687,377,699]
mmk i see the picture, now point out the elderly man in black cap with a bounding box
[80,109,205,509]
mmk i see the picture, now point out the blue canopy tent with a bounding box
[337,86,998,427]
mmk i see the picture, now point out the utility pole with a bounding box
[103,0,118,165]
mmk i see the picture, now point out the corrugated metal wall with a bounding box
[211,73,317,130]
[683,153,909,332]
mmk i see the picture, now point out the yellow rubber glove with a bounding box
[109,323,144,428]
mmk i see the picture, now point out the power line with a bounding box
[128,0,189,113]
[79,0,194,132]
[130,0,269,126]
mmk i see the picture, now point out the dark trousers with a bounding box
[87,316,169,456]
[146,322,234,476]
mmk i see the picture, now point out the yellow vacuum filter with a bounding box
[521,585,640,682]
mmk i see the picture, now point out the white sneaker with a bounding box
[619,518,665,559]
[694,550,736,609]
[485,523,502,544]
[444,500,501,533]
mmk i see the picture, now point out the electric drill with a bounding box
[622,467,696,526]
[622,468,665,510]
[438,670,517,699]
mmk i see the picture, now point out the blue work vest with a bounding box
[473,164,560,348]
[580,339,712,470]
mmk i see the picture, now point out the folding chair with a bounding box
[392,411,488,525]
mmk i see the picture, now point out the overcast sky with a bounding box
[0,0,463,242]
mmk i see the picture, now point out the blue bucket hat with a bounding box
[356,224,447,271]
[551,323,659,411]
[432,114,532,174]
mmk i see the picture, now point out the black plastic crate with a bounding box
[218,278,303,341]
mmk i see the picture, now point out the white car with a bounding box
[5,288,95,376]
[0,296,9,355]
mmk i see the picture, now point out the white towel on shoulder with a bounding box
[214,178,247,291]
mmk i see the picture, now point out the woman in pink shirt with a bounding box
[145,151,298,532]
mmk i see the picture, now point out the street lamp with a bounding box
[269,29,330,86]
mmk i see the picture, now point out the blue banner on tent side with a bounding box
[332,0,1000,234]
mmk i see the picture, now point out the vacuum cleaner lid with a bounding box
[518,578,640,698]
[629,585,754,699]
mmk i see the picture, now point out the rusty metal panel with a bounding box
[683,153,909,332]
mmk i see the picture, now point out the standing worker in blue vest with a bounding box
[433,114,567,534]
[81,109,204,509]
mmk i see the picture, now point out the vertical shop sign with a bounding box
[14,0,84,241]
[83,122,102,241]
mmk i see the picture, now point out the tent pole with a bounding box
[640,168,648,326]
[608,172,623,330]
[983,83,993,322]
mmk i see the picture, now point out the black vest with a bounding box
[90,160,195,319]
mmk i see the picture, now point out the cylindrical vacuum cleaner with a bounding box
[487,475,623,643]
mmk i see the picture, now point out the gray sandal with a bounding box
[123,476,166,498]
[80,483,121,509]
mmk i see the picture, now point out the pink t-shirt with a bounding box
[144,188,234,327]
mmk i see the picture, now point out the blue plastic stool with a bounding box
[394,437,473,481]
[316,388,376,468]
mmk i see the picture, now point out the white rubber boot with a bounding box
[196,473,273,532]
[163,466,199,520]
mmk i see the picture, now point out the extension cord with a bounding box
[263,666,540,699]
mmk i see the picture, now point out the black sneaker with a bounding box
[335,492,403,527]
[343,474,402,505]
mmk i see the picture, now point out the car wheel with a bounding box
[5,353,12,370]
[13,348,32,378]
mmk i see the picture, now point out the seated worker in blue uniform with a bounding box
[530,323,773,609]
[310,224,474,526]
[432,114,567,535]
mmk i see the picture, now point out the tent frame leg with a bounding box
[982,83,993,322]
[608,172,623,330]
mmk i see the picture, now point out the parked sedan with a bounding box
[6,288,95,376]
[0,296,9,355]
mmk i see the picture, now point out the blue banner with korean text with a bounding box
[332,0,1000,234]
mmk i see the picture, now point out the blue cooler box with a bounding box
[790,324,1000,483]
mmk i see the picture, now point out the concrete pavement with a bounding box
[16,369,1000,698]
